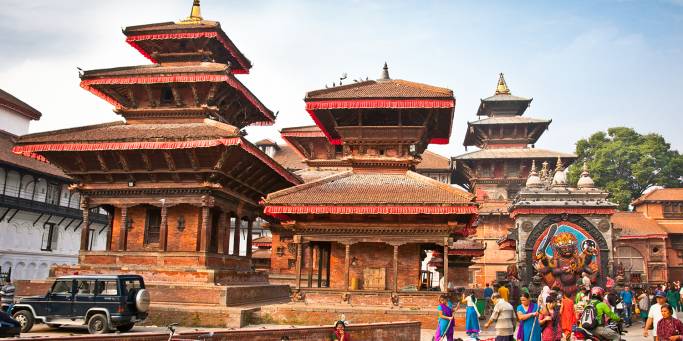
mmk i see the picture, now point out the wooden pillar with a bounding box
[159,204,168,251]
[199,206,210,252]
[393,244,399,292]
[232,216,241,256]
[295,241,303,290]
[307,242,314,288]
[344,243,351,290]
[118,206,128,251]
[105,210,113,251]
[317,244,324,288]
[79,197,90,251]
[443,239,449,293]
[217,211,227,254]
[222,214,232,255]
[246,219,253,258]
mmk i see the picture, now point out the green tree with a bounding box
[567,127,683,210]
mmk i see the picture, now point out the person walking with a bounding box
[638,288,651,324]
[484,283,494,300]
[656,303,683,341]
[620,285,635,327]
[539,295,562,341]
[588,287,621,341]
[645,290,679,341]
[463,292,481,340]
[538,286,551,305]
[499,284,510,303]
[668,284,681,312]
[484,293,516,341]
[516,292,541,341]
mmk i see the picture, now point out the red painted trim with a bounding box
[509,207,615,219]
[80,74,274,124]
[12,137,300,185]
[280,131,326,138]
[264,205,477,215]
[430,138,450,145]
[125,32,251,73]
[126,39,157,64]
[305,99,454,110]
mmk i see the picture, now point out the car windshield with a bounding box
[51,280,72,295]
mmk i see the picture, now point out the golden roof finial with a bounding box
[495,73,511,95]
[555,156,564,171]
[179,0,203,25]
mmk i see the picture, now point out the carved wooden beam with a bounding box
[190,84,200,107]
[206,83,219,104]
[186,150,200,170]
[170,84,184,107]
[143,85,157,108]
[162,151,180,181]
[116,151,130,172]
[214,169,264,196]
[126,86,138,109]
[101,86,131,108]
[95,151,114,182]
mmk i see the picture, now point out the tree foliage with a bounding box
[567,127,683,210]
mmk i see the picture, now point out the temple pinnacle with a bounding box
[577,161,596,189]
[555,156,564,171]
[380,62,390,80]
[180,0,203,24]
[495,73,511,95]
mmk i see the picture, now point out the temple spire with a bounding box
[495,73,511,95]
[180,0,203,24]
[380,62,390,80]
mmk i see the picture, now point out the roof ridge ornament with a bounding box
[179,0,203,25]
[577,161,596,189]
[379,62,390,81]
[551,156,568,188]
[525,160,543,188]
[495,73,511,95]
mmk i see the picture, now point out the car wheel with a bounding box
[46,323,62,329]
[12,309,34,333]
[116,323,135,332]
[87,313,109,334]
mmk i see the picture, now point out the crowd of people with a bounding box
[434,280,683,341]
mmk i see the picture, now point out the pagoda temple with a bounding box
[12,1,300,324]
[451,74,576,287]
[261,64,479,311]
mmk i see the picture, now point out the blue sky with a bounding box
[0,0,681,157]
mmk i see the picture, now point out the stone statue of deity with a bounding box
[533,227,598,296]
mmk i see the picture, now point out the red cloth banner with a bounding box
[264,205,477,215]
[125,32,250,72]
[305,99,454,110]
[509,207,616,219]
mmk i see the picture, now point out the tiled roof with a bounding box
[481,94,531,102]
[0,88,42,120]
[14,120,240,144]
[306,79,453,100]
[478,201,510,215]
[659,222,683,234]
[632,188,683,205]
[124,20,221,33]
[469,116,550,125]
[416,150,450,170]
[265,170,473,206]
[294,169,347,183]
[0,131,68,179]
[251,249,271,259]
[272,144,306,171]
[81,63,228,78]
[255,139,277,146]
[454,148,576,160]
[612,211,667,237]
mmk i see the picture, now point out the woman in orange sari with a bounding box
[559,291,576,341]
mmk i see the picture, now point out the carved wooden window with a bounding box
[40,222,58,251]
[505,160,520,177]
[479,162,492,178]
[663,202,683,219]
[160,87,174,105]
[45,183,61,205]
[144,207,161,244]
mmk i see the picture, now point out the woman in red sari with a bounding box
[657,304,683,341]
[332,320,350,341]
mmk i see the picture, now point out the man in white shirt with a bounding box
[581,272,591,290]
[644,290,678,340]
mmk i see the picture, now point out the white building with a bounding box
[0,89,109,280]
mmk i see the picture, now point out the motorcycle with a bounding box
[574,320,625,341]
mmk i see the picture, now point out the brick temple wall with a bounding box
[3,321,421,341]
[469,215,516,287]
[329,242,421,290]
[111,205,201,252]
